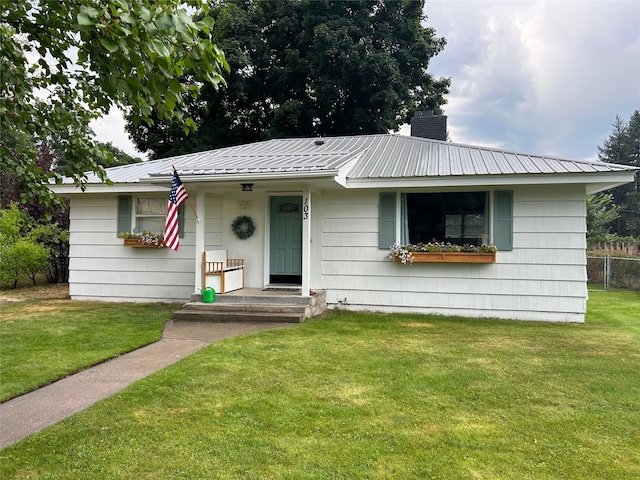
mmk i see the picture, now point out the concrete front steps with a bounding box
[172,288,326,324]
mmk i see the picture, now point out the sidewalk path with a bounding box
[0,320,294,449]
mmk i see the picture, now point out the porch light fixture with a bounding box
[241,183,254,192]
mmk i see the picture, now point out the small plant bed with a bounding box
[390,242,497,264]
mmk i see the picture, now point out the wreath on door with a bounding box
[231,215,256,240]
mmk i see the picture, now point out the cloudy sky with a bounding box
[92,0,640,162]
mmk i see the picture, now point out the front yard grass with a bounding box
[0,292,178,402]
[1,290,639,479]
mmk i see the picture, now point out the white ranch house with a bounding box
[51,115,637,322]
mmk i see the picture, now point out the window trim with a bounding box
[402,191,490,246]
[134,197,167,234]
[117,195,185,238]
[379,189,513,251]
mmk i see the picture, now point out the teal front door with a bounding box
[269,196,302,284]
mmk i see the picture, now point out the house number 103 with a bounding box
[303,197,309,220]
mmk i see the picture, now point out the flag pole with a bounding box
[172,165,200,222]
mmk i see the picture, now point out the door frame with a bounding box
[266,194,303,285]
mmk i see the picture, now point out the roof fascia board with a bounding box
[586,182,637,195]
[342,172,637,189]
[143,171,339,184]
[49,184,169,195]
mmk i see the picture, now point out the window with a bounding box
[378,191,513,251]
[117,195,185,238]
[134,198,166,233]
[403,192,489,246]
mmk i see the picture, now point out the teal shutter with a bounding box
[379,192,396,249]
[117,196,132,237]
[493,191,513,251]
[178,204,185,238]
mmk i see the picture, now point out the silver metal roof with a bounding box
[342,135,633,178]
[78,134,636,185]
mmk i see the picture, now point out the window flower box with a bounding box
[400,251,496,263]
[122,238,165,248]
[120,231,165,248]
[390,243,497,264]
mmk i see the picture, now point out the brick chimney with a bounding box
[410,110,447,141]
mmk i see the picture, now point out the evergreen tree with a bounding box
[598,110,640,237]
[625,110,640,168]
[598,115,629,165]
[586,193,619,241]
[127,0,450,159]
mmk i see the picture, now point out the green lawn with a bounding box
[0,295,178,401]
[1,290,639,479]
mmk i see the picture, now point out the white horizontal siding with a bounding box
[328,288,586,318]
[515,232,585,249]
[514,216,585,232]
[322,232,378,248]
[205,193,224,249]
[321,271,586,297]
[67,183,589,321]
[69,256,192,274]
[68,282,190,303]
[322,217,378,234]
[71,270,194,286]
[68,193,197,302]
[322,191,378,251]
[322,255,586,281]
[220,192,266,288]
[320,185,588,322]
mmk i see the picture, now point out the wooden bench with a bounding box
[202,250,245,293]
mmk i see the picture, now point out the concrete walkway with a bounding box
[0,320,294,449]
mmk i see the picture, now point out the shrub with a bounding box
[0,204,65,287]
[0,239,50,288]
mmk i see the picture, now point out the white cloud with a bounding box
[424,0,640,160]
[90,108,146,159]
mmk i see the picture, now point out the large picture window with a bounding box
[402,192,489,246]
[378,191,512,251]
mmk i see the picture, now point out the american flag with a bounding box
[165,170,188,251]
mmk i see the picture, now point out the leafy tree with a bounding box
[0,204,28,239]
[0,205,50,288]
[598,109,640,237]
[95,142,143,168]
[0,240,51,288]
[0,136,137,287]
[127,0,450,159]
[0,129,37,211]
[1,0,229,209]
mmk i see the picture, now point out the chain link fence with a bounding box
[587,256,640,291]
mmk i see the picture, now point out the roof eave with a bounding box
[342,171,638,190]
[49,171,342,194]
[48,183,170,195]
[143,170,340,184]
